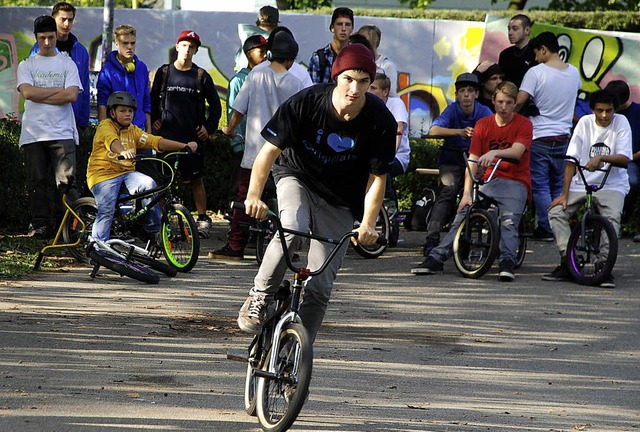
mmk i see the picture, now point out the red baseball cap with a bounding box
[177,30,201,47]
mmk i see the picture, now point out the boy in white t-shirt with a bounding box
[542,90,632,288]
[211,28,303,260]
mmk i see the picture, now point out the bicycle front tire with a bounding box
[256,322,312,432]
[88,248,160,284]
[453,208,499,279]
[566,214,617,286]
[161,203,200,272]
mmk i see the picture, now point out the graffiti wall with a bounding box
[1,7,639,137]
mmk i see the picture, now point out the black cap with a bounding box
[243,35,267,54]
[270,31,298,60]
[34,15,57,34]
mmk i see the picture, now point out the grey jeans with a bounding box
[548,190,624,257]
[251,176,354,342]
[430,178,527,265]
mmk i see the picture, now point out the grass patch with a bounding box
[0,234,76,278]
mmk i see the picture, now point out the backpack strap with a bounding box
[316,48,327,83]
[158,64,170,113]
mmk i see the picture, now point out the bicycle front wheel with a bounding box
[161,203,200,272]
[566,214,617,286]
[352,207,390,259]
[88,248,159,284]
[62,197,98,263]
[453,208,499,279]
[256,323,313,432]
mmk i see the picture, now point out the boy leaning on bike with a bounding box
[542,89,632,288]
[411,81,532,282]
[86,91,197,244]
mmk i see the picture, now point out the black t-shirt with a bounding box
[261,84,397,219]
[498,44,537,88]
[56,38,74,56]
[150,64,221,145]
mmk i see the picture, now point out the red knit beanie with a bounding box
[331,44,377,82]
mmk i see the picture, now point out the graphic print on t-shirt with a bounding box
[590,142,611,169]
[327,133,355,152]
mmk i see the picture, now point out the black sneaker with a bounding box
[411,257,443,275]
[532,227,554,242]
[498,259,515,282]
[599,274,615,288]
[542,264,571,281]
[208,244,244,260]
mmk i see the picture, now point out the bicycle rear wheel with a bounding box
[566,214,617,286]
[453,208,499,279]
[245,341,260,416]
[62,197,98,263]
[120,248,178,277]
[352,207,390,259]
[88,248,159,284]
[161,203,200,272]
[256,322,312,432]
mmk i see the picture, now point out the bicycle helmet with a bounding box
[107,91,137,111]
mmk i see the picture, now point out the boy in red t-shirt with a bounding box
[412,81,532,281]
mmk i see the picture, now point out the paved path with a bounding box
[1,223,639,431]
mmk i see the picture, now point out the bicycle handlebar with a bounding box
[562,154,626,193]
[231,201,386,277]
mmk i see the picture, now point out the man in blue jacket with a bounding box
[30,2,90,132]
[418,73,493,258]
[97,24,151,132]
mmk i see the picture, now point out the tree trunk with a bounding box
[101,0,114,66]
[508,0,528,9]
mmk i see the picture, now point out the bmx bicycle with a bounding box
[228,202,385,431]
[452,156,529,279]
[35,151,200,282]
[562,155,623,286]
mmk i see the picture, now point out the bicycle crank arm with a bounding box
[252,368,297,385]
[226,353,249,363]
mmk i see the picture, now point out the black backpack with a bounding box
[404,189,436,231]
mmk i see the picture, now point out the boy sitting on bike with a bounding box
[542,89,631,288]
[87,91,197,242]
[411,81,532,282]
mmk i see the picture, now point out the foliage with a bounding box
[0,0,132,6]
[0,235,70,278]
[546,0,640,11]
[395,138,441,209]
[0,115,29,232]
[275,0,331,10]
[396,0,433,9]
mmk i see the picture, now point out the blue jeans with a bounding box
[90,171,160,241]
[430,178,527,265]
[530,138,568,233]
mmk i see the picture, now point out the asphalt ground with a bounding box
[1,219,639,432]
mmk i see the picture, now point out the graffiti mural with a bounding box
[2,8,640,137]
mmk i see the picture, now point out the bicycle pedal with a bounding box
[226,353,249,363]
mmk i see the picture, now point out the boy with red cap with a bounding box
[236,43,397,345]
[150,30,221,238]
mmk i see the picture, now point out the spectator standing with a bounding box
[210,29,303,260]
[419,73,493,257]
[236,43,396,342]
[225,35,268,205]
[473,61,504,112]
[29,2,90,132]
[542,90,631,288]
[412,81,532,282]
[308,7,354,84]
[357,24,399,96]
[18,16,82,238]
[367,73,410,223]
[603,80,640,241]
[150,30,222,239]
[498,14,537,88]
[516,31,581,241]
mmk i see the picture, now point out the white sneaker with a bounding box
[197,219,211,239]
[237,293,268,334]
